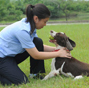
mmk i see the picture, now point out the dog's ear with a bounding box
[68,38,76,47]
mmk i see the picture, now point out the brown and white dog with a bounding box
[43,30,89,80]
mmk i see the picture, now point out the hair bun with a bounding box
[31,5,35,9]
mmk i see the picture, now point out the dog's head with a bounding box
[49,30,76,51]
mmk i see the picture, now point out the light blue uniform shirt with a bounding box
[0,18,38,58]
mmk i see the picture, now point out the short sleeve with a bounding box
[33,29,38,37]
[15,30,35,49]
[34,33,38,37]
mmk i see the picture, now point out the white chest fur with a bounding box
[51,58,74,77]
[43,57,75,80]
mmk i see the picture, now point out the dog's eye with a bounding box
[66,38,68,41]
[56,33,61,36]
[56,33,58,35]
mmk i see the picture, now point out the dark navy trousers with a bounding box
[0,37,45,85]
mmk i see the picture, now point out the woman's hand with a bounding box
[57,47,71,58]
[26,47,71,60]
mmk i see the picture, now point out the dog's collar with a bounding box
[53,49,69,52]
[53,49,60,52]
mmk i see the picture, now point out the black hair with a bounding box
[26,3,50,34]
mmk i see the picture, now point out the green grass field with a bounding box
[0,23,89,88]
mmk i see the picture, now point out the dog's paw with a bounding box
[42,76,48,80]
[74,75,83,80]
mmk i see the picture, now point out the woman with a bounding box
[0,4,71,85]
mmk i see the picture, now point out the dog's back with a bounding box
[55,57,89,77]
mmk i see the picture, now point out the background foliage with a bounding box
[0,0,89,21]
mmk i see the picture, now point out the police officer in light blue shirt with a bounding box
[0,18,37,58]
[0,4,71,85]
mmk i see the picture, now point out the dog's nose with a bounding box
[50,30,53,33]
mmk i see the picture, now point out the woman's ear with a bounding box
[33,15,39,23]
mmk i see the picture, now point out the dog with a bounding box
[43,30,89,80]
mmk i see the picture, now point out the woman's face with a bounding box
[34,16,49,29]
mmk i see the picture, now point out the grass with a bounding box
[0,23,89,88]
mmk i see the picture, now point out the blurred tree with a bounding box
[59,0,74,21]
[40,0,60,18]
[0,0,9,21]
[0,0,89,21]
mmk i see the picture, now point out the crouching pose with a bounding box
[0,4,71,85]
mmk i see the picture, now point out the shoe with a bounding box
[29,74,37,78]
[33,74,45,80]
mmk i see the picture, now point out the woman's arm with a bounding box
[25,47,71,60]
[43,45,56,52]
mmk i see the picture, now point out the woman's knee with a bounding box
[14,75,29,85]
[33,37,43,45]
[33,37,43,51]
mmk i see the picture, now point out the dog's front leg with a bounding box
[42,68,60,80]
